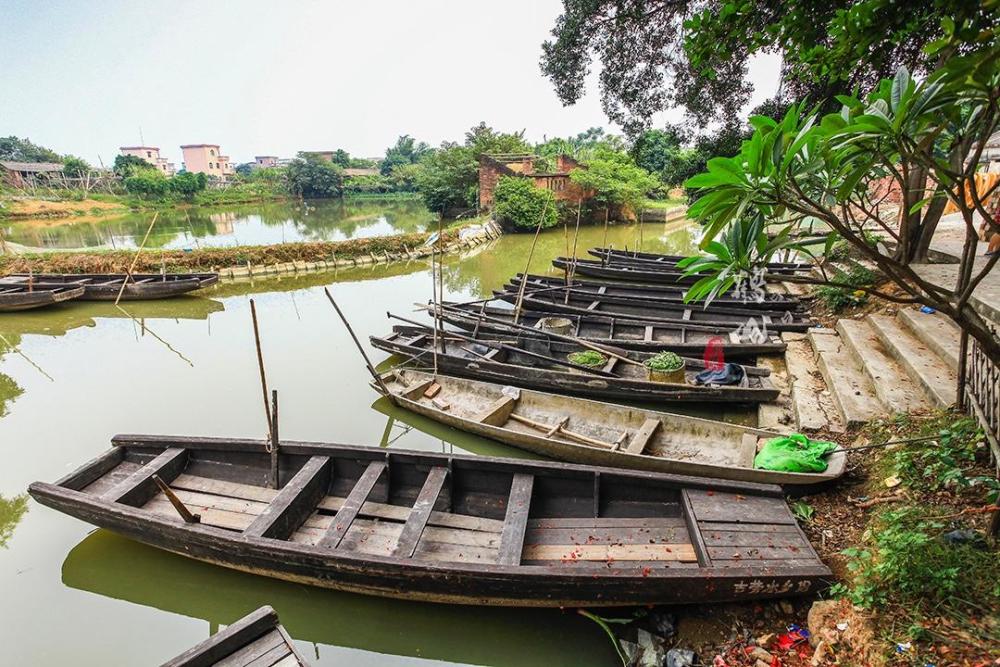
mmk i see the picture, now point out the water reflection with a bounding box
[0,334,25,418]
[2,198,437,250]
[0,492,27,548]
[63,531,617,666]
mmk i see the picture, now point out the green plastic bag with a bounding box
[754,433,838,472]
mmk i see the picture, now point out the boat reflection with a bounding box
[62,530,615,666]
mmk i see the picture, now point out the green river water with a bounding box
[0,206,725,665]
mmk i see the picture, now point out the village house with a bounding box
[301,150,336,162]
[254,156,279,168]
[119,146,176,176]
[477,153,591,210]
[181,144,234,179]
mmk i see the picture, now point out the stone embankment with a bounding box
[0,221,503,281]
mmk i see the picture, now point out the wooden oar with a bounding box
[385,313,620,378]
[507,412,616,449]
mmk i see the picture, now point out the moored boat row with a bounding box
[0,272,218,312]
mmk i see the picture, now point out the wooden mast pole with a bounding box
[512,199,550,325]
[323,287,396,403]
[249,298,280,488]
[115,211,159,305]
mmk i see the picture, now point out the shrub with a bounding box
[492,176,558,231]
[644,351,683,371]
[123,171,170,198]
[168,171,207,196]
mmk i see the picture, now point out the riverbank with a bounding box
[0,220,502,278]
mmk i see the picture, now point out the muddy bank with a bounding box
[0,221,503,279]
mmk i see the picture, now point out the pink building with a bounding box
[119,146,176,175]
[180,144,234,178]
[254,156,279,168]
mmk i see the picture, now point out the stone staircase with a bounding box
[759,307,961,433]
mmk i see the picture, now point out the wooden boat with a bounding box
[495,289,814,332]
[378,368,844,486]
[435,302,787,357]
[163,605,308,667]
[371,325,779,404]
[589,248,813,274]
[0,284,84,312]
[2,272,219,300]
[29,434,831,606]
[509,273,801,310]
[554,257,701,285]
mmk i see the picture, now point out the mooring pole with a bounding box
[270,389,280,487]
[512,200,550,325]
[115,211,159,305]
[565,197,583,304]
[323,287,396,403]
[249,298,278,488]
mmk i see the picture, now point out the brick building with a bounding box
[478,153,592,210]
[180,144,234,178]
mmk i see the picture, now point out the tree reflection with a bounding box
[0,493,28,549]
[0,333,25,419]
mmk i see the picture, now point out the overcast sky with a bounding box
[2,0,782,166]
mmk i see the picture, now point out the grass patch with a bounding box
[816,263,877,312]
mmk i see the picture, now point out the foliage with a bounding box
[414,123,532,214]
[286,155,342,198]
[815,264,876,312]
[644,351,684,371]
[381,135,432,176]
[0,493,28,549]
[341,174,394,195]
[831,506,1000,610]
[567,350,607,367]
[61,156,91,177]
[540,0,997,132]
[790,500,815,523]
[0,136,61,163]
[881,417,995,497]
[536,127,625,162]
[492,176,558,231]
[113,154,151,177]
[123,170,170,197]
[569,149,658,215]
[681,40,1000,365]
[168,171,208,197]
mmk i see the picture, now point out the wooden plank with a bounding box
[528,517,687,529]
[146,498,253,531]
[102,448,187,507]
[685,489,797,525]
[170,473,504,534]
[82,461,142,497]
[697,521,800,533]
[739,433,759,466]
[213,629,284,667]
[681,489,712,567]
[271,655,302,667]
[707,544,813,561]
[392,466,449,558]
[243,456,331,540]
[522,543,697,562]
[402,379,435,400]
[318,460,387,549]
[701,531,806,547]
[474,395,517,426]
[161,605,278,667]
[525,525,691,545]
[242,643,291,667]
[497,473,533,565]
[625,418,660,455]
[56,447,124,491]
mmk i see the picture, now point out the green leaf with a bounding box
[890,67,910,112]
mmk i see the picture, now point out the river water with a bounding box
[0,212,729,665]
[2,198,437,250]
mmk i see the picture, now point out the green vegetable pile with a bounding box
[567,350,607,367]
[644,351,684,371]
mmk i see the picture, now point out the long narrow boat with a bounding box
[495,290,814,332]
[435,302,787,357]
[588,248,813,274]
[29,435,831,606]
[163,605,308,667]
[0,284,84,312]
[2,272,219,300]
[509,273,801,310]
[554,257,701,285]
[371,326,779,404]
[378,369,844,486]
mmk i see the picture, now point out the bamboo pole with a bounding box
[114,212,159,305]
[249,300,276,479]
[511,200,551,325]
[323,287,396,401]
[565,197,583,303]
[436,302,647,368]
[601,206,610,249]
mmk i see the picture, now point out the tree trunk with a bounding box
[911,184,949,263]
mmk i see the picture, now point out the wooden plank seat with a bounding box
[522,516,697,565]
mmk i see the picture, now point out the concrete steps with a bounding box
[836,319,933,414]
[808,329,883,428]
[869,314,958,407]
[782,333,845,433]
[898,308,961,372]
